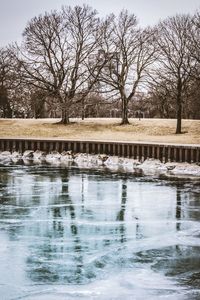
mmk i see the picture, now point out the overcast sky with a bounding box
[0,0,200,47]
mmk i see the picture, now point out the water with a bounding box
[0,164,200,300]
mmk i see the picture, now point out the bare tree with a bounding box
[98,10,156,124]
[0,48,13,117]
[155,14,194,134]
[0,47,24,117]
[19,5,106,124]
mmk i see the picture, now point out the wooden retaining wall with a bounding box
[0,138,199,163]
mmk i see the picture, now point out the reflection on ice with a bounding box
[0,165,199,299]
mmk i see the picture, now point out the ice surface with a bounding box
[0,165,199,300]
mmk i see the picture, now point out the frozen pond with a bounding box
[0,164,200,300]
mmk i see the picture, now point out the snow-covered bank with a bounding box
[0,150,200,178]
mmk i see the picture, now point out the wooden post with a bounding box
[102,143,106,154]
[18,141,23,153]
[121,144,124,156]
[97,143,101,154]
[86,143,89,154]
[190,148,194,163]
[12,140,16,152]
[179,148,183,163]
[92,143,95,154]
[173,148,177,162]
[162,147,165,163]
[147,145,150,159]
[136,145,140,160]
[168,147,171,162]
[196,148,199,163]
[156,146,159,160]
[141,146,145,162]
[184,148,188,163]
[36,141,40,151]
[127,144,130,158]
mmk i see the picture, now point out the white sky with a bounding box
[0,0,200,47]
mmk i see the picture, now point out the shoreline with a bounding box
[1,150,200,179]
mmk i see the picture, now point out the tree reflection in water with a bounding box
[0,165,199,296]
[176,185,182,231]
[116,180,127,243]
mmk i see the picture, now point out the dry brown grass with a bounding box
[0,118,199,145]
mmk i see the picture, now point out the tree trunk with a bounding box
[176,102,182,134]
[81,99,85,120]
[175,80,182,134]
[61,106,70,124]
[121,96,129,125]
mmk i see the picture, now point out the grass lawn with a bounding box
[0,118,200,145]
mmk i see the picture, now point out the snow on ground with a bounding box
[0,150,200,178]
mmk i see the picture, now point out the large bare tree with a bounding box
[19,5,106,124]
[155,14,194,134]
[98,10,156,124]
